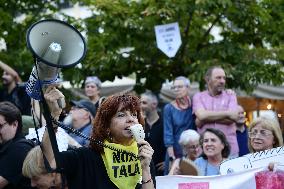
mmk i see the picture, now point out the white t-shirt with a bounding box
[26,126,69,152]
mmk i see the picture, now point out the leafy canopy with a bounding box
[1,0,283,93]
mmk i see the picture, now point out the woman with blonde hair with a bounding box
[22,146,66,189]
[248,116,283,152]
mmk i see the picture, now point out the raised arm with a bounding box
[0,61,21,83]
[41,86,64,167]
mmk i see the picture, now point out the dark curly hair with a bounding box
[199,128,231,159]
[90,94,145,152]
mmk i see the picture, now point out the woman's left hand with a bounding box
[137,140,154,169]
[268,162,279,171]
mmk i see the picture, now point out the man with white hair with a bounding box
[64,99,97,146]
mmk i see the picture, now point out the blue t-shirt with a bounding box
[194,157,220,176]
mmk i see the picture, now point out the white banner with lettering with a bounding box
[156,166,284,189]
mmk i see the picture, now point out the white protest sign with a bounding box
[154,22,182,58]
[220,146,284,175]
[156,167,263,189]
[156,166,284,189]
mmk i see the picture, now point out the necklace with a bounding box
[176,96,190,110]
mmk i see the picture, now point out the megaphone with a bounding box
[25,19,87,101]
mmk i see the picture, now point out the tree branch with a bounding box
[196,13,222,52]
[178,3,196,62]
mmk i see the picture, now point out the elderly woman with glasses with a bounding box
[248,116,283,153]
[169,129,202,175]
[163,76,196,174]
[178,129,202,161]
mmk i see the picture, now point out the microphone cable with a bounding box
[50,117,139,160]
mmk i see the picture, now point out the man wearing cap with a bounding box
[63,99,96,146]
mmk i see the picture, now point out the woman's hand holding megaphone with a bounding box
[44,85,65,120]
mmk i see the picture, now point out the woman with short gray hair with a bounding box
[178,129,202,161]
[163,76,196,174]
[169,129,201,175]
[84,76,102,105]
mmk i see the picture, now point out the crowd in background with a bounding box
[0,62,283,189]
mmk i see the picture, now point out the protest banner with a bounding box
[154,22,181,58]
[157,166,284,189]
[220,146,284,175]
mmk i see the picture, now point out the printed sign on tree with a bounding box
[154,22,182,58]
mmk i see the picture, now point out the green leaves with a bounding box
[66,0,284,93]
[1,0,283,94]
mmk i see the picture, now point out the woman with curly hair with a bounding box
[41,86,155,189]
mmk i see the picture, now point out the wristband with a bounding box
[142,178,152,184]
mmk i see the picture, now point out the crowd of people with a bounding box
[0,62,283,189]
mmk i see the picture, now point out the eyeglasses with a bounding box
[0,122,8,130]
[248,130,273,138]
[141,101,147,105]
[185,144,200,150]
[189,144,200,150]
[171,85,186,90]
